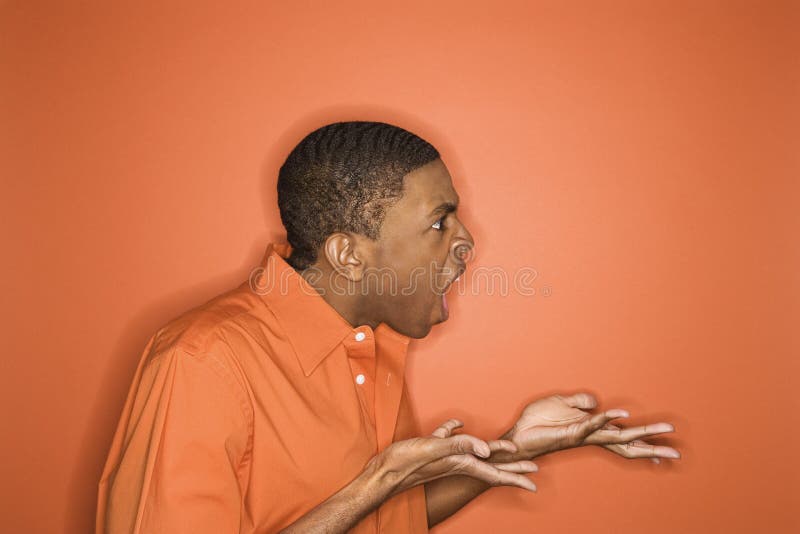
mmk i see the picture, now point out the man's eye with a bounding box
[431,216,446,231]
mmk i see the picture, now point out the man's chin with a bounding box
[387,304,446,339]
[421,308,450,336]
[382,317,433,340]
[407,322,434,339]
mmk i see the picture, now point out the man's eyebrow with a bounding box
[429,201,458,217]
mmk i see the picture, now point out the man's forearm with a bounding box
[277,462,389,534]
[424,428,525,529]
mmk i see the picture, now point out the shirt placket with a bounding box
[343,326,377,427]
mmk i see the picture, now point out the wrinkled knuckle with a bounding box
[448,454,472,473]
[561,427,581,447]
[452,436,471,454]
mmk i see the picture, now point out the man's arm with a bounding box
[280,421,537,534]
[277,458,388,534]
[99,346,253,534]
[424,393,681,529]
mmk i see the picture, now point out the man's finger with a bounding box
[558,392,597,410]
[486,439,518,453]
[428,433,491,459]
[604,440,681,459]
[430,419,464,438]
[577,409,629,440]
[492,460,539,473]
[454,455,538,492]
[584,422,674,445]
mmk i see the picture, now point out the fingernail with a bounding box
[476,444,490,458]
[667,450,681,459]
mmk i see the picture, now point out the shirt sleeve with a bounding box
[99,342,253,534]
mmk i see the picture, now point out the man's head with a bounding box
[278,121,474,338]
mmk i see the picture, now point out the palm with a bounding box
[510,393,680,462]
[512,395,615,456]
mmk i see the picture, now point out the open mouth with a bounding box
[439,267,465,321]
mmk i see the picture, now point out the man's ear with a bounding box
[323,232,368,282]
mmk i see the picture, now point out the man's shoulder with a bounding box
[145,281,268,365]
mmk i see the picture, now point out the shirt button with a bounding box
[354,332,366,342]
[355,374,366,385]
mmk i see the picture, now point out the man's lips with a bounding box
[438,266,465,321]
[442,266,466,293]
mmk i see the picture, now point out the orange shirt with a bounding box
[97,243,429,533]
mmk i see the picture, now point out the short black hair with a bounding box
[277,121,440,270]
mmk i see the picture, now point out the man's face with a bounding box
[366,158,474,338]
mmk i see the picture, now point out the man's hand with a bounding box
[366,418,539,500]
[504,392,680,462]
[279,419,538,533]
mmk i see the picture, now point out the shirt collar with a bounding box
[251,243,410,376]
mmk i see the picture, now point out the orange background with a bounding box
[2,1,798,533]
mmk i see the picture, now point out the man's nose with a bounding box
[451,226,475,266]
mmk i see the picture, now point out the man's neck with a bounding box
[298,266,380,330]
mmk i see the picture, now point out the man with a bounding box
[97,121,679,533]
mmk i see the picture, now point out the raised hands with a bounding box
[505,392,680,462]
[366,418,539,500]
[279,419,538,533]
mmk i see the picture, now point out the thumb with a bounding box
[578,409,629,440]
[445,434,492,459]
